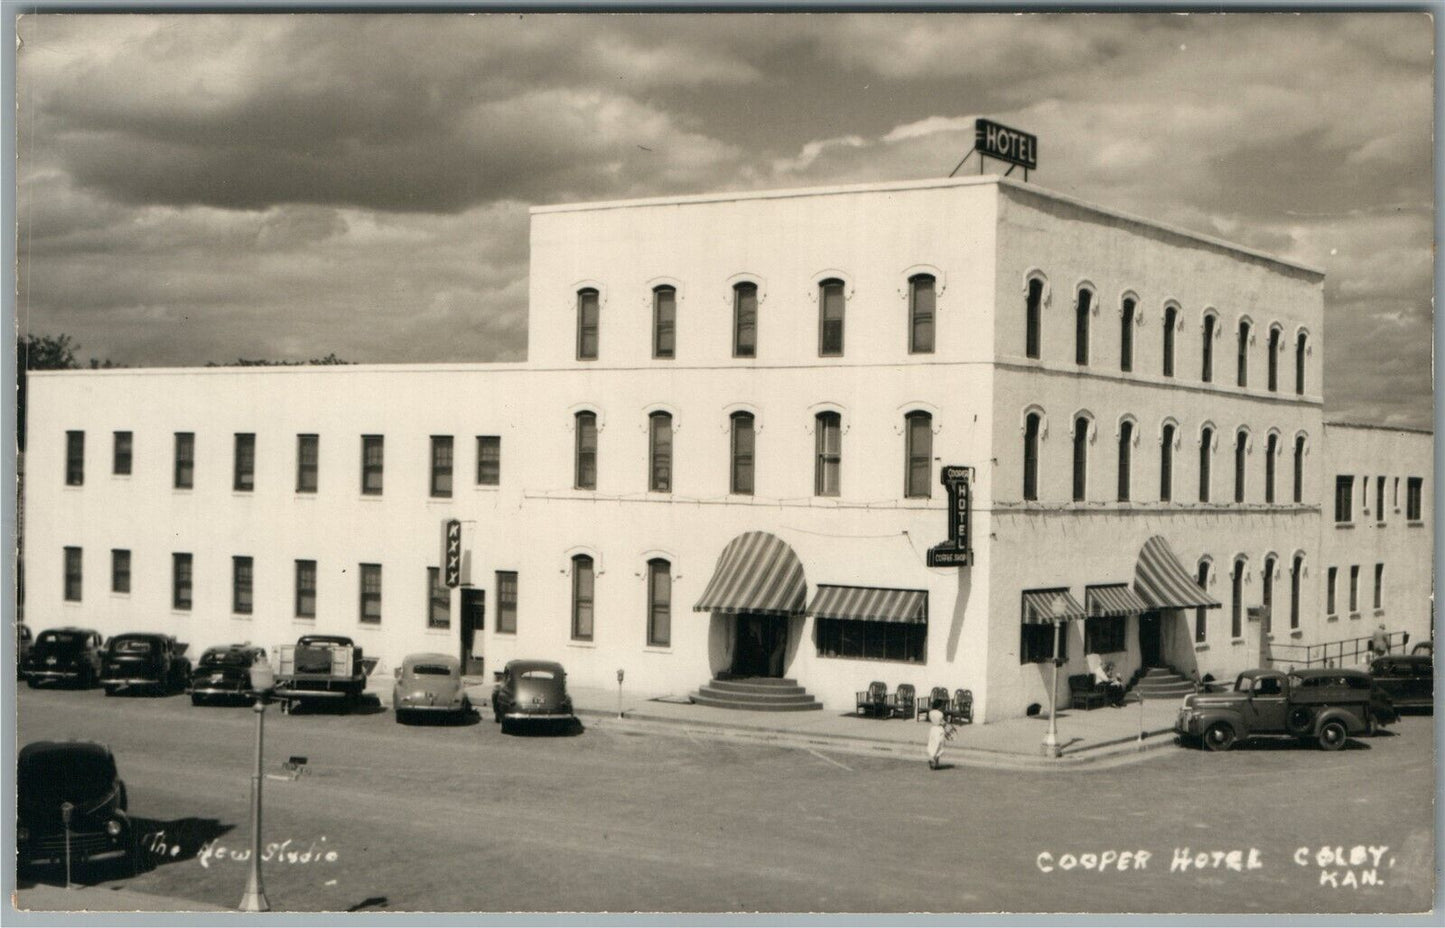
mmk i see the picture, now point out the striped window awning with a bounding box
[808,585,928,624]
[1021,589,1087,624]
[1085,584,1150,618]
[1134,535,1222,610]
[692,531,806,616]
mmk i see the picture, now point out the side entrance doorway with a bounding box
[731,613,787,678]
[460,589,486,676]
[1139,611,1162,667]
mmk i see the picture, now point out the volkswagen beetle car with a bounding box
[1175,667,1385,751]
[22,627,103,689]
[492,659,574,733]
[17,741,134,878]
[190,644,267,706]
[1369,653,1433,712]
[393,653,470,723]
[100,633,191,696]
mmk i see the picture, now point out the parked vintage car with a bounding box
[17,622,33,673]
[492,659,574,733]
[1369,653,1434,711]
[274,634,368,710]
[17,740,134,877]
[100,633,192,696]
[190,644,267,706]
[1175,667,1389,751]
[393,653,470,723]
[22,627,104,689]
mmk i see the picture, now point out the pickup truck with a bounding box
[1176,667,1395,752]
[273,635,368,711]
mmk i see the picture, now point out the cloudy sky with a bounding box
[15,12,1435,427]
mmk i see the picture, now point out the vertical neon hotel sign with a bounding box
[927,466,973,567]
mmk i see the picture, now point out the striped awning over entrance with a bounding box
[1020,589,1087,624]
[808,585,928,624]
[1085,583,1150,618]
[692,531,806,616]
[1134,535,1222,610]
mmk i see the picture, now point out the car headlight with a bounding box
[106,820,123,837]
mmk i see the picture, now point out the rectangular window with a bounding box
[730,414,755,496]
[1373,563,1384,610]
[111,549,130,594]
[1349,565,1359,615]
[233,433,256,491]
[815,413,841,497]
[496,571,518,634]
[1075,290,1091,365]
[1025,278,1043,360]
[430,436,454,498]
[1117,423,1133,502]
[909,276,935,354]
[361,435,384,495]
[1162,308,1176,377]
[476,436,501,486]
[296,434,319,493]
[1231,564,1244,638]
[1084,616,1126,655]
[1202,316,1215,383]
[63,546,82,601]
[1375,475,1385,523]
[575,413,597,490]
[1020,622,1067,664]
[733,283,757,358]
[113,431,132,476]
[174,432,195,489]
[295,559,317,619]
[652,287,675,359]
[819,618,926,663]
[1326,566,1337,615]
[173,553,193,611]
[905,413,932,499]
[1407,477,1423,521]
[1160,430,1173,502]
[818,279,845,357]
[359,563,382,624]
[577,289,600,360]
[65,431,84,486]
[649,414,672,492]
[1335,475,1354,523]
[233,556,253,615]
[647,560,671,647]
[1120,299,1135,372]
[427,567,450,630]
[571,557,594,641]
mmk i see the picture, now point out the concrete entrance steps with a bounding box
[692,676,823,711]
[1132,666,1196,699]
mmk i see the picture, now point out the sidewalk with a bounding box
[12,884,227,914]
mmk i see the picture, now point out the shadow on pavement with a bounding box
[394,708,482,727]
[17,817,236,889]
[502,717,587,737]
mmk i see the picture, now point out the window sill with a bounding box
[1326,614,1339,622]
[173,488,194,494]
[1194,643,1209,653]
[293,616,316,622]
[1373,608,1386,617]
[172,609,193,617]
[110,591,130,599]
[494,630,516,637]
[231,614,253,621]
[473,485,501,492]
[1408,521,1424,527]
[358,494,384,502]
[425,628,451,636]
[1289,630,1304,639]
[1230,638,1246,646]
[1335,523,1355,529]
[643,646,673,654]
[232,490,255,497]
[1376,521,1387,528]
[111,474,132,480]
[1349,612,1361,620]
[426,496,454,504]
[566,641,596,649]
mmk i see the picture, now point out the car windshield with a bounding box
[519,670,556,680]
[19,751,116,807]
[36,632,85,648]
[112,639,154,654]
[412,665,454,676]
[201,650,252,667]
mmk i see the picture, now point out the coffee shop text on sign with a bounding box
[975,119,1038,171]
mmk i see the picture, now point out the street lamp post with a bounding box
[239,659,276,913]
[1041,619,1063,758]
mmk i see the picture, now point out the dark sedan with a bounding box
[101,633,192,696]
[22,628,103,689]
[17,741,135,878]
[492,660,575,734]
[1370,654,1434,711]
[190,644,267,706]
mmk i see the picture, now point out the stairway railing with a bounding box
[1267,630,1410,669]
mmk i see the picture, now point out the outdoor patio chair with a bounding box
[949,688,974,725]
[889,683,916,719]
[918,686,951,721]
[855,681,889,718]
[1068,673,1108,711]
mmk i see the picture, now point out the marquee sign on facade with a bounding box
[928,465,974,568]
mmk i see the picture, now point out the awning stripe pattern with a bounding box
[692,531,806,616]
[1020,589,1087,624]
[808,585,928,624]
[1085,584,1150,618]
[1134,535,1222,610]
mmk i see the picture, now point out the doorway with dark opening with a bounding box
[731,613,787,678]
[460,589,485,676]
[1139,610,1162,667]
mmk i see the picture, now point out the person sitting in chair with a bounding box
[1093,661,1126,707]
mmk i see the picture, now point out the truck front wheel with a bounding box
[1202,721,1236,752]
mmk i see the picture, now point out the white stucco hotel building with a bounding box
[22,175,1434,722]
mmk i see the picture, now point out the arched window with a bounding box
[1025,277,1043,359]
[1023,413,1041,501]
[1265,432,1278,503]
[1199,426,1213,502]
[1075,287,1092,365]
[652,286,676,359]
[574,411,598,490]
[1195,560,1210,642]
[1234,430,1248,503]
[733,282,758,358]
[1117,419,1134,502]
[1290,554,1303,629]
[1120,297,1136,372]
[576,288,600,361]
[1267,325,1281,392]
[818,278,846,357]
[1295,331,1308,395]
[905,411,933,499]
[730,412,755,495]
[571,554,594,641]
[815,411,841,497]
[647,558,671,647]
[1072,416,1089,502]
[1201,313,1216,383]
[1262,555,1276,634]
[1160,423,1175,502]
[1231,557,1247,638]
[909,275,935,354]
[1162,305,1177,377]
[1293,434,1306,503]
[1236,319,1251,387]
[649,412,672,492]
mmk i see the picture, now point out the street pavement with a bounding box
[12,685,1436,915]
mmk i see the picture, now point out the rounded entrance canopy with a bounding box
[692,531,807,616]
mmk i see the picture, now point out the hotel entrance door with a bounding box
[460,589,486,676]
[1139,611,1162,667]
[732,613,786,678]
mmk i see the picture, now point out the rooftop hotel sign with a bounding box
[974,119,1037,171]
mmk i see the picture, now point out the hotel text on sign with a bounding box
[928,465,974,568]
[975,119,1037,171]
